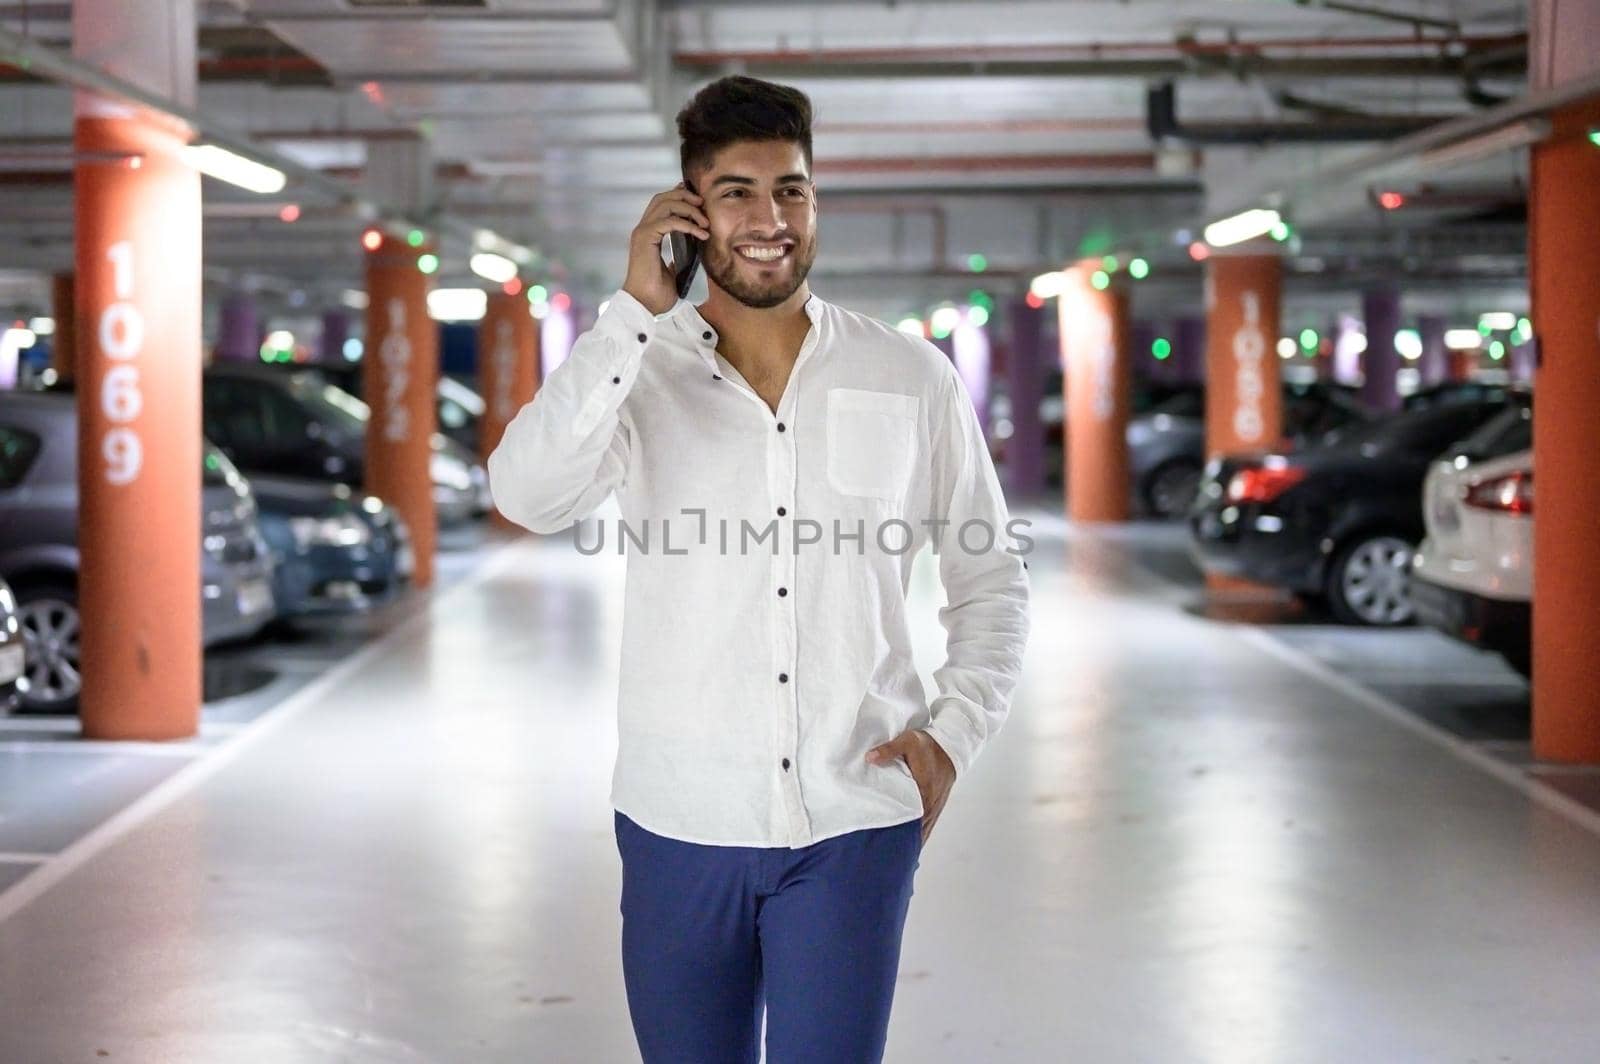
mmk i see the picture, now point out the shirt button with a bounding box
[703,330,713,340]
[636,333,647,343]
[712,373,722,380]
[776,422,786,432]
[778,672,789,683]
[777,586,787,597]
[781,758,791,771]
[612,376,621,384]
[776,506,786,516]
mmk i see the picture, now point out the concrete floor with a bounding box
[2,509,1599,1063]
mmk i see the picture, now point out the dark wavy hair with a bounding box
[676,75,814,182]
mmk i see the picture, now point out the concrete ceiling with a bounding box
[0,0,1532,325]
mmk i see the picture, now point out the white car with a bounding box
[1410,395,1532,676]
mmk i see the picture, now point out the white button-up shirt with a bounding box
[488,287,1030,847]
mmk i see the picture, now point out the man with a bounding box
[488,75,1029,1063]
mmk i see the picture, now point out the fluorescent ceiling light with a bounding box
[1478,311,1517,331]
[469,253,518,285]
[28,316,55,336]
[341,289,369,310]
[1204,208,1281,248]
[429,288,488,322]
[1419,119,1550,171]
[1444,329,1483,350]
[180,144,286,194]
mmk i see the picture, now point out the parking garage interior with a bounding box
[1,1,1598,1061]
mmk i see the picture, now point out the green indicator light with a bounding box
[1589,129,1600,148]
[967,289,995,311]
[967,253,987,272]
[1299,328,1319,351]
[1270,221,1291,241]
[1488,340,1505,360]
[1129,258,1150,280]
[930,324,953,340]
[968,305,990,327]
[1091,270,1110,291]
[1152,337,1172,360]
[528,284,549,303]
[417,253,440,275]
[407,229,425,248]
[1101,255,1119,272]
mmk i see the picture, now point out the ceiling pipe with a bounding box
[1146,82,1450,145]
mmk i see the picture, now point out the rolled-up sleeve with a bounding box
[921,362,1032,779]
[487,288,658,533]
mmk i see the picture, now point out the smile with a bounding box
[736,244,793,263]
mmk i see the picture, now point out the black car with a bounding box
[263,361,488,454]
[1189,400,1509,626]
[202,365,489,526]
[1127,381,1373,519]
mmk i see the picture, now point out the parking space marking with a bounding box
[0,536,529,926]
[0,853,51,865]
[0,741,205,758]
[1234,625,1600,840]
[1092,521,1600,842]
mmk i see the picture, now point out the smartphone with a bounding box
[667,177,703,299]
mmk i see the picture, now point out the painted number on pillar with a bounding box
[379,296,411,442]
[493,319,516,422]
[1089,311,1115,421]
[1232,289,1266,444]
[101,241,143,485]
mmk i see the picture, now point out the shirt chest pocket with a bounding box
[825,388,920,502]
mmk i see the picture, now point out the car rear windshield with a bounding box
[1332,401,1502,454]
[0,424,42,488]
[1449,396,1532,461]
[288,374,370,434]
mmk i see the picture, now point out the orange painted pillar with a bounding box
[364,235,439,588]
[1529,94,1600,762]
[50,273,76,382]
[1203,255,1283,460]
[73,0,202,739]
[1202,254,1284,598]
[478,288,541,530]
[1059,261,1130,522]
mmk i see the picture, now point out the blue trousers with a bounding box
[614,810,923,1063]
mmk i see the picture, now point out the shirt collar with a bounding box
[673,292,825,370]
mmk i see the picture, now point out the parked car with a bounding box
[247,465,415,620]
[201,364,490,525]
[1402,380,1510,412]
[1411,393,1532,675]
[262,361,489,454]
[1126,381,1373,519]
[1189,399,1509,626]
[0,391,276,712]
[0,576,22,710]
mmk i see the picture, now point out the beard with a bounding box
[701,231,818,309]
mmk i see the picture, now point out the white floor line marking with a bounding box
[0,537,531,925]
[0,718,82,733]
[0,741,205,758]
[0,853,51,865]
[1080,523,1600,841]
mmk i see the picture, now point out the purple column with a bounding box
[1129,320,1158,384]
[1417,314,1449,388]
[1004,298,1047,499]
[319,309,351,364]
[1173,316,1205,385]
[1360,287,1403,412]
[214,293,259,362]
[951,321,992,440]
[1509,337,1537,383]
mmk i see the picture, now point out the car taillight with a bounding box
[1226,465,1308,504]
[1464,471,1533,515]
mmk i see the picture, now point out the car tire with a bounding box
[14,580,83,714]
[1326,532,1417,627]
[1142,458,1203,520]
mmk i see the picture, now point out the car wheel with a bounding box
[15,582,82,713]
[1143,459,1203,519]
[1326,533,1416,627]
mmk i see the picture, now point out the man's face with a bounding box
[691,140,818,310]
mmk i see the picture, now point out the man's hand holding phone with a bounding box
[623,182,711,317]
